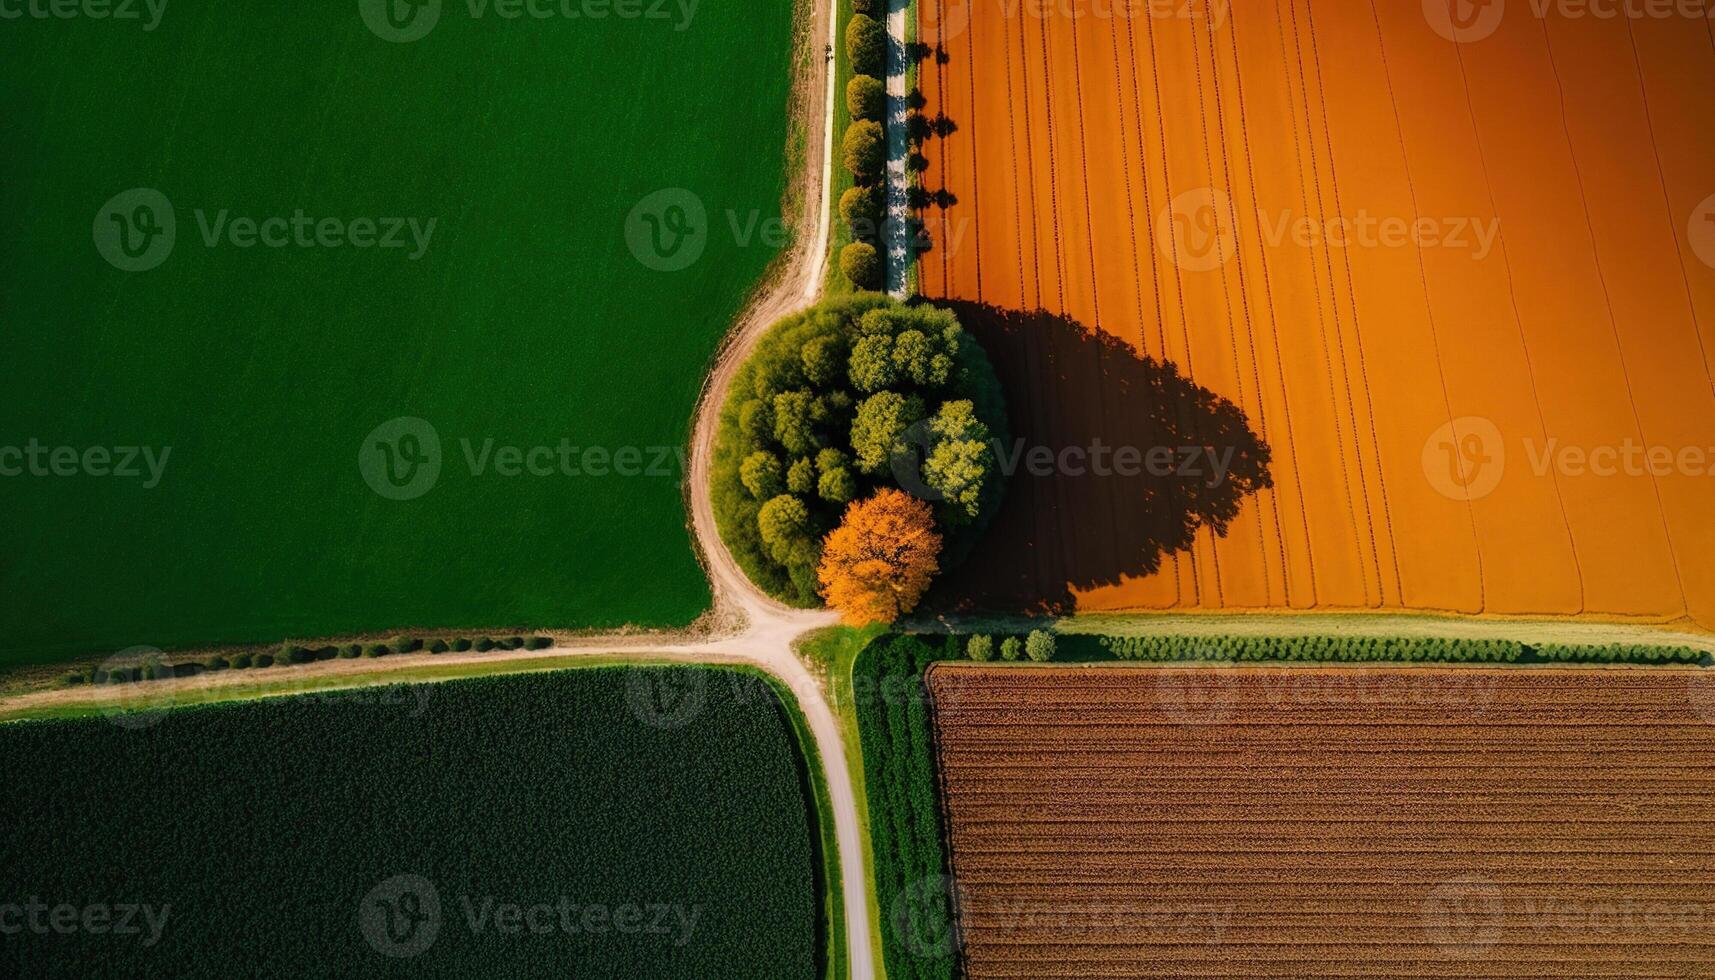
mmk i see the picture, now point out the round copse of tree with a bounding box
[710,295,1009,608]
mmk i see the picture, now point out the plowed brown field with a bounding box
[927,664,1715,977]
[917,1,1715,632]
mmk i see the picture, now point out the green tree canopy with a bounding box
[740,451,784,500]
[786,457,817,495]
[847,74,886,122]
[840,242,883,291]
[846,14,886,76]
[842,120,885,181]
[1026,630,1057,662]
[924,400,993,524]
[851,391,925,475]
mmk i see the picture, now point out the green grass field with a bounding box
[0,666,824,977]
[0,2,799,666]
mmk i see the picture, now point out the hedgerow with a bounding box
[60,636,560,686]
[1097,634,1709,666]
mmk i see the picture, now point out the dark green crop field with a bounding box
[0,666,823,978]
[0,1,799,665]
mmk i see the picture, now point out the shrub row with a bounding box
[1099,634,1527,663]
[1096,634,1708,666]
[839,0,889,290]
[963,630,1056,662]
[1534,643,1706,665]
[62,635,555,686]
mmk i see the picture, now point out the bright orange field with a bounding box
[917,1,1715,632]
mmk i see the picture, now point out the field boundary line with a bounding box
[1535,15,1691,617]
[1442,12,1587,614]
[1221,8,1319,609]
[1619,19,1715,401]
[1282,0,1385,610]
[1359,0,1488,612]
[1301,0,1403,605]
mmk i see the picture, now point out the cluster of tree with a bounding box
[840,0,890,289]
[62,635,556,686]
[964,630,1056,663]
[711,295,1009,616]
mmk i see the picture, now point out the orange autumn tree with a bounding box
[818,488,943,626]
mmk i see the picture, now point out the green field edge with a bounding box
[1,654,849,980]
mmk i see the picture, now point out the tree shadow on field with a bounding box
[926,303,1274,615]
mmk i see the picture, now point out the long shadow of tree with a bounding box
[927,303,1274,615]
